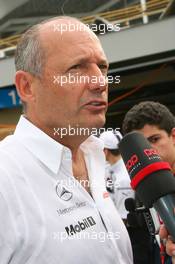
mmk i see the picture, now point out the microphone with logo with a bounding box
[119,131,175,240]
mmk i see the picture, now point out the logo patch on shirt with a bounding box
[65,216,96,236]
[57,201,87,216]
[56,182,73,201]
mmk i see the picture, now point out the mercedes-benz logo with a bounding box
[56,182,73,201]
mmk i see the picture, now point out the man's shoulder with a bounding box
[0,134,20,153]
[0,134,14,149]
[0,134,25,169]
[0,135,29,193]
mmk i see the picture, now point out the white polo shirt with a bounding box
[0,116,133,264]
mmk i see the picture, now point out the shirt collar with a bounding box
[14,115,103,174]
[14,116,64,174]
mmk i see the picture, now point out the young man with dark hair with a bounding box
[122,101,175,264]
[122,101,175,172]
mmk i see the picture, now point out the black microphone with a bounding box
[119,131,175,240]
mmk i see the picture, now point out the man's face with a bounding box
[136,124,175,167]
[31,21,108,133]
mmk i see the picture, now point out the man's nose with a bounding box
[87,64,108,92]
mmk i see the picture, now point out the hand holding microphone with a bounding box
[119,132,175,241]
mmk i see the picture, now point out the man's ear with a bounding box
[104,148,109,160]
[170,128,175,144]
[103,148,108,155]
[15,71,36,103]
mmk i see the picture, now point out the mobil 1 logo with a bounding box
[65,216,96,236]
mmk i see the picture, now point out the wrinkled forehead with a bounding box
[39,19,106,60]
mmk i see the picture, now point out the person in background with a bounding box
[99,130,134,221]
[122,100,175,264]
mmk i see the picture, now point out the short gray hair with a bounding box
[15,16,83,77]
[15,24,44,77]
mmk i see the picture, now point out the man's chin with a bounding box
[78,112,106,131]
[89,116,106,129]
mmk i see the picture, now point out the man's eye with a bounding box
[149,137,160,144]
[69,64,81,70]
[98,65,108,74]
[99,64,108,70]
[99,64,107,68]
